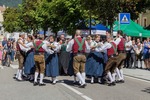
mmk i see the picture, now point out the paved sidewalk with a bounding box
[123,68,150,81]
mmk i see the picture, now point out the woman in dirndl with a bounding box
[59,38,70,75]
[24,35,35,81]
[45,36,59,84]
[85,35,104,84]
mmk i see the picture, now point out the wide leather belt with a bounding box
[34,52,44,55]
[73,52,85,56]
[118,50,125,53]
[108,54,116,58]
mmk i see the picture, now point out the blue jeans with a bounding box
[11,50,15,61]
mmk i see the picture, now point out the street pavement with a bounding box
[124,68,150,81]
[0,62,150,100]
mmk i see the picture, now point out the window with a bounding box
[143,17,147,27]
[136,18,139,24]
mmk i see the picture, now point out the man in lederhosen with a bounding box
[96,36,118,86]
[114,30,126,83]
[33,34,54,86]
[66,30,90,88]
[15,33,30,81]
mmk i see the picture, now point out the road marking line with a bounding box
[125,75,150,83]
[60,83,93,100]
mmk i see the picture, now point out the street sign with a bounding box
[119,13,130,24]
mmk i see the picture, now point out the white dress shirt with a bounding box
[18,38,30,52]
[125,40,132,51]
[43,40,55,54]
[91,41,103,52]
[50,41,60,52]
[95,42,112,52]
[114,36,123,46]
[24,42,34,52]
[25,42,33,48]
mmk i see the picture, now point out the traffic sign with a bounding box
[119,13,130,24]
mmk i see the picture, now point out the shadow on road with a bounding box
[62,79,80,87]
[141,87,150,94]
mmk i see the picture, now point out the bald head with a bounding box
[75,30,81,37]
[39,34,44,40]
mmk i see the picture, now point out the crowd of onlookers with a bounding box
[124,36,150,70]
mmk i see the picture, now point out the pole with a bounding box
[106,20,108,28]
[118,13,120,30]
[89,10,92,35]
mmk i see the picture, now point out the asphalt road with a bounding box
[0,66,150,100]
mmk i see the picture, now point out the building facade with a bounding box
[0,5,6,34]
[135,10,150,27]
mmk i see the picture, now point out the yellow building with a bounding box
[135,10,150,27]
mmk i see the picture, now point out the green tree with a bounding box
[82,0,150,33]
[49,0,88,35]
[21,0,44,33]
[3,7,23,33]
[120,0,150,20]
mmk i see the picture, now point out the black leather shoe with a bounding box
[73,81,81,85]
[33,82,39,86]
[116,80,125,83]
[112,82,116,85]
[39,83,46,86]
[120,80,125,83]
[108,82,116,86]
[79,84,87,88]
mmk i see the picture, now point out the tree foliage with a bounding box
[81,0,150,32]
[2,0,150,35]
[48,0,89,35]
[3,7,23,32]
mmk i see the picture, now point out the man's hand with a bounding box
[30,46,34,48]
[91,46,96,49]
[116,52,118,56]
[47,44,56,49]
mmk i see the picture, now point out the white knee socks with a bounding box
[34,72,39,82]
[40,73,44,84]
[112,73,116,82]
[76,72,85,85]
[115,68,122,80]
[15,69,20,79]
[91,77,94,83]
[18,69,23,80]
[119,69,124,80]
[107,72,113,83]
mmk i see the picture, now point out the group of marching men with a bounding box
[15,30,126,88]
